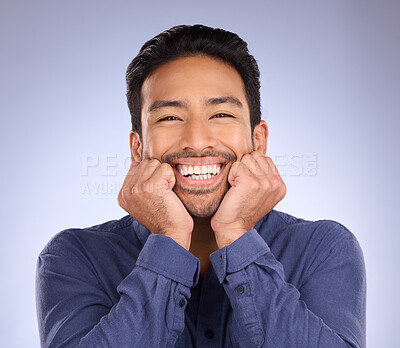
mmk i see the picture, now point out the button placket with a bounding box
[204,329,214,339]
[195,268,224,347]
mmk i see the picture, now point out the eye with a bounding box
[211,113,234,119]
[158,116,180,122]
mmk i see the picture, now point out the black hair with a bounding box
[126,24,261,136]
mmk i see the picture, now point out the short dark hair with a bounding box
[126,24,261,136]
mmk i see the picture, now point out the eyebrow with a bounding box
[147,96,243,113]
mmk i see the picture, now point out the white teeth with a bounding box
[178,164,222,178]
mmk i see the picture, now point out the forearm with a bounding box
[210,229,366,348]
[37,234,199,348]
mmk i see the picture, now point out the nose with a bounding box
[179,117,218,153]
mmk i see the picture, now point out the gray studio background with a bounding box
[1,0,399,347]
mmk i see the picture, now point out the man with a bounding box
[36,24,366,347]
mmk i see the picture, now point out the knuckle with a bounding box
[149,159,160,167]
[117,192,125,206]
[141,181,152,193]
[160,162,172,175]
[121,185,131,196]
[280,181,287,196]
[262,179,271,191]
[119,186,135,206]
[248,177,259,190]
[134,183,142,193]
[242,154,253,164]
[141,180,162,193]
[271,177,280,189]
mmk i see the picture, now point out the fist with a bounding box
[118,159,194,250]
[211,152,286,248]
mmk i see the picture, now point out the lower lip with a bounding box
[174,164,226,186]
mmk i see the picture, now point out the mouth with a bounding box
[176,163,221,180]
[171,157,227,186]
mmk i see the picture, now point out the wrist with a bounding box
[214,228,247,249]
[163,230,192,250]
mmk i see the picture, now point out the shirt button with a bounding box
[236,285,245,294]
[204,329,214,339]
[179,299,186,307]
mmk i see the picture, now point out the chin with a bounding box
[175,182,228,218]
[185,199,221,218]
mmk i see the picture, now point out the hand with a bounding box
[211,152,286,249]
[118,159,194,250]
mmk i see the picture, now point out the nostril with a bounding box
[178,127,218,151]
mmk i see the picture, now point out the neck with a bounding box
[189,217,218,280]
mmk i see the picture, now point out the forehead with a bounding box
[140,55,249,111]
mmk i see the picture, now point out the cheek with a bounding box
[218,127,253,155]
[143,128,177,159]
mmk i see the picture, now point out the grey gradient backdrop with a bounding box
[1,0,399,347]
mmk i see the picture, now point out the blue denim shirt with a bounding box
[36,210,366,347]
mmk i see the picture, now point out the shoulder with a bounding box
[263,209,359,246]
[260,210,364,268]
[37,216,150,298]
[39,215,147,259]
[259,210,365,286]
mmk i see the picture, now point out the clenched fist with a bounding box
[118,159,194,250]
[211,152,286,248]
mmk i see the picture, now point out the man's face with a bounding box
[137,55,254,218]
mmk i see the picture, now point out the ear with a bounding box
[129,130,142,162]
[252,120,269,155]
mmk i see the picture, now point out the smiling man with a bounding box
[36,25,366,348]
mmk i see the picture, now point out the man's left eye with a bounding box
[212,113,234,118]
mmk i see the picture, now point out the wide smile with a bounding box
[172,158,228,187]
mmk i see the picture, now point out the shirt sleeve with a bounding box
[36,233,199,348]
[209,225,366,348]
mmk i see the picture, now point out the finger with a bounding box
[254,155,278,176]
[119,161,140,205]
[262,157,286,196]
[228,160,253,186]
[128,159,161,186]
[251,150,265,159]
[127,161,140,174]
[265,156,281,176]
[241,153,264,176]
[121,161,140,187]
[144,162,176,193]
